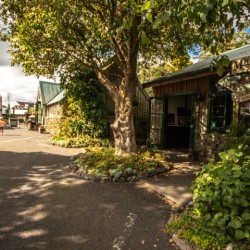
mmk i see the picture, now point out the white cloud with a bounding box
[0,41,56,107]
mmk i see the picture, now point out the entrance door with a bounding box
[149,97,167,149]
[148,94,196,155]
[165,94,196,155]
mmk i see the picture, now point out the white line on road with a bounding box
[112,212,137,250]
[0,136,43,143]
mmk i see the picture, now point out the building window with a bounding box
[209,81,232,132]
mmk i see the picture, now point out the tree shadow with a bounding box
[0,151,174,250]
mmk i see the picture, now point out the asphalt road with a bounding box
[0,125,176,250]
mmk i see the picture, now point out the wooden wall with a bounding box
[135,83,149,119]
[151,76,214,151]
[153,77,210,98]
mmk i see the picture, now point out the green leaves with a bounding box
[199,0,215,21]
[210,55,231,76]
[141,0,157,11]
[125,167,133,175]
[74,147,171,182]
[192,144,250,242]
[222,0,229,7]
[141,1,151,11]
[140,31,148,44]
[228,219,242,229]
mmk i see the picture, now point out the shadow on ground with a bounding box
[0,151,175,250]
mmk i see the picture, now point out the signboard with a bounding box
[218,72,250,102]
[240,93,250,103]
[231,57,250,75]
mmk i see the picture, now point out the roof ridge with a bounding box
[222,44,250,55]
[39,80,59,85]
[143,44,250,87]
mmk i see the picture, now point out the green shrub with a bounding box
[167,142,250,249]
[192,144,250,242]
[74,147,172,181]
[167,211,231,250]
[51,135,112,148]
[223,122,250,153]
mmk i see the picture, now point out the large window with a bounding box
[209,81,232,132]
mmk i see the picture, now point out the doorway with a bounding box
[165,95,194,149]
[149,94,196,155]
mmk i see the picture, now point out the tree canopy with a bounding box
[0,0,249,155]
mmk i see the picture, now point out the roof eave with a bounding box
[143,68,215,88]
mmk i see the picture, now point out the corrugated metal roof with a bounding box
[143,44,250,88]
[47,90,65,105]
[39,81,61,105]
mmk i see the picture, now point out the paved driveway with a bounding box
[0,126,175,250]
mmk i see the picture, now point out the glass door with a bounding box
[149,97,167,149]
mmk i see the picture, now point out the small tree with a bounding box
[61,67,109,138]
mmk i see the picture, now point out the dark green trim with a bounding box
[208,79,232,133]
[148,97,167,149]
[189,94,197,157]
[148,93,197,156]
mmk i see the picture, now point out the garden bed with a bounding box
[66,147,173,183]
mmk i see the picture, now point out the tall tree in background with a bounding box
[199,31,250,58]
[138,50,192,84]
[0,0,249,155]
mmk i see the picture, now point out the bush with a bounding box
[222,122,250,154]
[51,135,112,148]
[192,145,250,242]
[167,210,231,249]
[167,143,250,249]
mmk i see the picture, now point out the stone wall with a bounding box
[45,117,63,135]
[195,132,227,161]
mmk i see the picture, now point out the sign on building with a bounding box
[231,57,250,75]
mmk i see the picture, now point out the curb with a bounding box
[172,234,194,250]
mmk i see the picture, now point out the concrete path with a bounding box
[141,150,201,207]
[0,125,176,250]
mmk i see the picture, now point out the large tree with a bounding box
[0,0,249,155]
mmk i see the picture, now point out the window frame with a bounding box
[208,80,232,133]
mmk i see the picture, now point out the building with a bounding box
[35,75,150,141]
[12,101,35,118]
[143,45,250,160]
[45,90,65,134]
[36,80,61,125]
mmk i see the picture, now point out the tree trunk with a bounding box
[92,14,140,156]
[111,74,137,156]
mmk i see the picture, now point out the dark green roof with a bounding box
[143,44,250,88]
[39,81,61,105]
